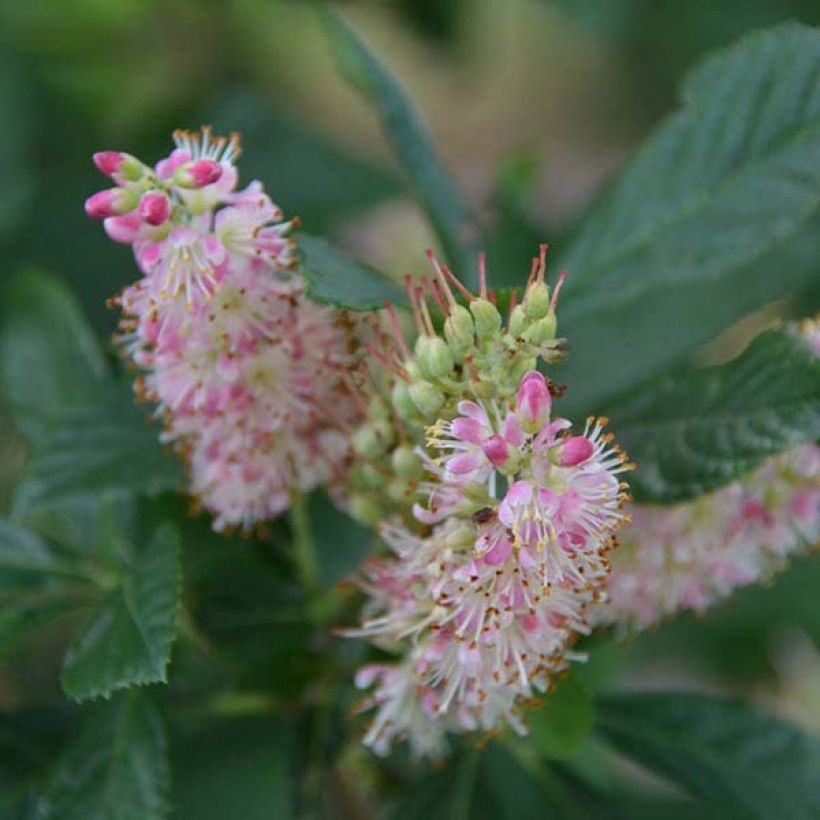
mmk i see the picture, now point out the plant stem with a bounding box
[290,493,320,607]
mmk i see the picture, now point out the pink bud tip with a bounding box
[516,370,551,432]
[188,159,223,188]
[85,189,123,219]
[93,151,124,177]
[559,436,593,467]
[483,435,511,468]
[138,191,171,226]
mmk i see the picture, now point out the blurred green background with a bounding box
[1,0,820,789]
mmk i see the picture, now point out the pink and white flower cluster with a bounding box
[600,320,820,631]
[600,442,820,632]
[86,128,359,530]
[350,371,631,757]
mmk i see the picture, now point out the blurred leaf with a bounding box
[0,270,107,439]
[12,383,181,516]
[210,89,397,232]
[390,743,572,819]
[529,678,596,760]
[173,716,292,820]
[321,7,483,286]
[310,490,375,588]
[61,524,180,702]
[0,519,82,584]
[597,691,820,819]
[38,689,169,820]
[610,327,820,502]
[556,23,820,413]
[0,518,96,654]
[298,232,405,310]
[0,56,35,247]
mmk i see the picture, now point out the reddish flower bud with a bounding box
[516,370,551,433]
[557,436,593,466]
[174,159,223,189]
[84,188,138,219]
[138,191,171,226]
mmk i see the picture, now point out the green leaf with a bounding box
[321,7,483,285]
[0,270,107,439]
[555,22,820,413]
[38,690,169,820]
[310,490,375,589]
[61,524,181,702]
[173,717,292,820]
[610,328,820,502]
[0,57,35,247]
[0,519,82,585]
[529,678,596,760]
[298,232,405,310]
[597,691,820,819]
[13,384,181,516]
[210,88,397,232]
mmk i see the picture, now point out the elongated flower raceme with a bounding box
[598,320,820,632]
[598,444,820,632]
[86,128,360,530]
[344,250,632,758]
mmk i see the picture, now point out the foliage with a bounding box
[0,3,817,819]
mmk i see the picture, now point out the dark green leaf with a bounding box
[61,525,180,701]
[321,7,483,285]
[12,384,181,516]
[210,88,397,232]
[556,23,820,413]
[610,328,820,502]
[529,677,595,760]
[597,691,820,819]
[298,231,405,310]
[0,270,107,439]
[310,490,375,588]
[0,519,82,585]
[0,57,35,247]
[38,690,169,820]
[173,716,292,820]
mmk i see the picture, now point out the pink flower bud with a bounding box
[138,191,171,226]
[93,151,125,176]
[174,159,223,189]
[557,436,593,466]
[516,371,551,433]
[483,434,512,468]
[93,151,145,182]
[103,213,141,244]
[84,188,138,219]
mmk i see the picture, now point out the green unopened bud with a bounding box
[391,380,417,419]
[523,281,550,320]
[509,354,538,386]
[470,298,502,341]
[349,494,383,526]
[352,425,386,459]
[387,478,413,503]
[424,336,454,378]
[405,360,423,381]
[509,304,527,338]
[523,313,557,346]
[413,335,432,374]
[473,378,496,400]
[359,463,385,489]
[408,381,445,417]
[443,305,475,356]
[372,418,396,449]
[391,444,422,480]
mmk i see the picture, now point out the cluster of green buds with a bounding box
[344,245,568,525]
